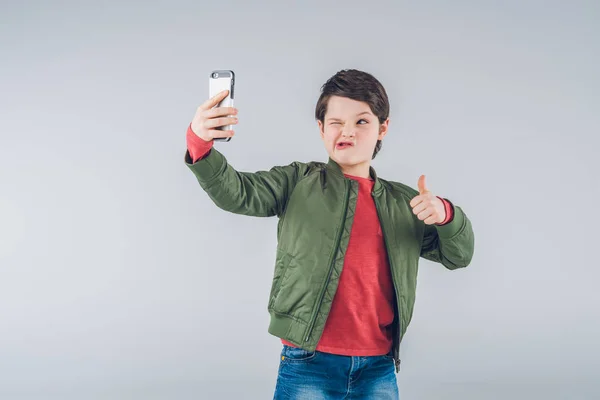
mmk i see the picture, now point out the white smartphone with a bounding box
[209,70,235,142]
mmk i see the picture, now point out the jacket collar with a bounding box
[326,157,384,194]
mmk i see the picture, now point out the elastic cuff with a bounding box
[435,199,465,239]
[184,145,226,185]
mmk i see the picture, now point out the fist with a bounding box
[190,90,238,141]
[409,175,446,225]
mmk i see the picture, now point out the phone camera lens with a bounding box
[213,72,219,78]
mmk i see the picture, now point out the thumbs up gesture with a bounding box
[409,175,447,225]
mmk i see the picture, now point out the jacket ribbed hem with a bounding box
[267,309,317,351]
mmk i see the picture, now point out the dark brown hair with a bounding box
[315,69,390,159]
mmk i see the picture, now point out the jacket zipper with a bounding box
[373,194,403,373]
[304,179,350,343]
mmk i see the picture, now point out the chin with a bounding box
[333,153,363,167]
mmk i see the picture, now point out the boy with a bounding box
[184,69,475,399]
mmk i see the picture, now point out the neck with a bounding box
[340,161,371,179]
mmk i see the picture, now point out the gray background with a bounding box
[1,0,599,399]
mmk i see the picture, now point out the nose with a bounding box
[342,126,355,138]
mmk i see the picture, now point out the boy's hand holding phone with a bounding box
[190,90,238,142]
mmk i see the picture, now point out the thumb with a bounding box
[418,175,429,195]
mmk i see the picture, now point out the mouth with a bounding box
[336,141,354,150]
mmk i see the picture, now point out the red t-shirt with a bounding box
[186,124,453,356]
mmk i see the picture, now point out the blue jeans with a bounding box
[273,344,399,399]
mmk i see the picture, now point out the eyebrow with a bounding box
[327,111,372,121]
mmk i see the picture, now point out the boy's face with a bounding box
[318,96,389,177]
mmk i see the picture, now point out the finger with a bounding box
[208,129,235,139]
[417,207,435,220]
[418,175,429,195]
[412,202,428,216]
[205,106,238,118]
[424,215,438,225]
[199,90,230,111]
[409,194,424,208]
[204,116,238,129]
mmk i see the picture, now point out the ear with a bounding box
[378,118,389,140]
[318,120,325,140]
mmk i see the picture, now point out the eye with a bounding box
[358,119,368,124]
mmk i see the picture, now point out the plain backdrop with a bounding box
[1,1,599,399]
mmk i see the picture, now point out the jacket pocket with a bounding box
[268,250,292,309]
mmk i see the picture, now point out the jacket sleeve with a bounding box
[420,198,475,269]
[184,147,310,217]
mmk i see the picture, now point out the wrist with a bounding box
[188,123,212,143]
